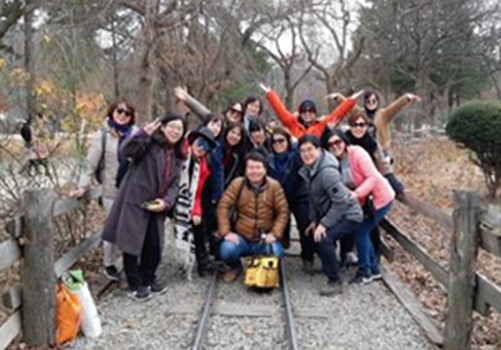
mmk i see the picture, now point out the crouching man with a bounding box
[298,135,363,296]
[217,150,290,282]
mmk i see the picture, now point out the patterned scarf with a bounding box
[172,151,201,280]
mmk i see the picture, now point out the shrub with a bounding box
[446,101,501,198]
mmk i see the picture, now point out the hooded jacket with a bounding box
[299,150,363,229]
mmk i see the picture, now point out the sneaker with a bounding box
[349,274,372,285]
[346,252,358,267]
[222,267,242,283]
[104,266,120,282]
[148,281,167,295]
[370,272,383,282]
[127,286,152,301]
[319,280,344,296]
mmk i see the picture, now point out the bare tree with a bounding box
[297,0,365,109]
[255,17,315,109]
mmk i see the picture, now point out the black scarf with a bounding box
[346,130,378,157]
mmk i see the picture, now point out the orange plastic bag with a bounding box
[56,283,82,345]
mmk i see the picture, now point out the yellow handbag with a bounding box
[244,243,280,290]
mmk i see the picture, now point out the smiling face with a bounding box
[112,102,133,125]
[207,118,223,138]
[365,93,379,112]
[226,127,242,147]
[300,110,316,124]
[162,119,184,145]
[226,103,243,124]
[349,116,369,139]
[251,128,266,147]
[327,135,346,159]
[272,134,288,154]
[245,159,267,186]
[299,142,321,167]
[246,100,261,118]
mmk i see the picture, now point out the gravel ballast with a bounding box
[65,227,437,350]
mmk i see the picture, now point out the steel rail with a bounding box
[191,272,218,350]
[281,262,299,350]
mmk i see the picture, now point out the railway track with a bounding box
[190,262,298,350]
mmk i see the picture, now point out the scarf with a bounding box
[172,151,201,280]
[346,130,378,157]
[107,118,133,140]
[273,151,293,180]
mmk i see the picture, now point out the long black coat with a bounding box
[102,130,182,256]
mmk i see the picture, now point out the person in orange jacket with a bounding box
[259,83,362,139]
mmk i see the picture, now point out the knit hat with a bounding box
[298,99,317,114]
[187,127,217,150]
[160,111,185,126]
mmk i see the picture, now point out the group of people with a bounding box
[72,83,420,301]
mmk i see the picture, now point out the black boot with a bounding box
[197,256,217,277]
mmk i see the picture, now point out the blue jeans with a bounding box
[220,236,284,268]
[316,217,360,282]
[354,202,393,277]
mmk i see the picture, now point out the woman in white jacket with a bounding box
[71,98,137,281]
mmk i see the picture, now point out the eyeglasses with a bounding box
[272,138,286,145]
[196,138,213,152]
[328,139,343,149]
[366,98,378,105]
[116,108,133,117]
[351,122,367,128]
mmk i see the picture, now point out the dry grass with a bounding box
[388,136,501,350]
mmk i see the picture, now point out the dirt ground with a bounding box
[389,136,501,350]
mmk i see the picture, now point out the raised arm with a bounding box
[260,84,297,134]
[174,86,211,118]
[121,119,160,160]
[326,92,364,123]
[376,93,420,151]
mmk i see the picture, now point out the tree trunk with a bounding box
[135,0,159,125]
[24,0,36,121]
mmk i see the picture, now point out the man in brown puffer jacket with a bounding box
[217,150,290,282]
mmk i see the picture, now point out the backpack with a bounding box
[94,129,107,184]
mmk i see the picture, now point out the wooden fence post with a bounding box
[21,189,57,346]
[443,191,481,350]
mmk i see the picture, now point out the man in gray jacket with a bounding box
[298,135,363,296]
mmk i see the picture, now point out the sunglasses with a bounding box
[196,138,213,152]
[366,98,378,105]
[116,108,133,117]
[351,122,368,128]
[273,138,287,145]
[230,108,243,115]
[328,139,343,149]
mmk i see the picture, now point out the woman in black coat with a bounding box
[103,112,186,301]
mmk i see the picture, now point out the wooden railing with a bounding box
[381,191,501,350]
[0,187,103,349]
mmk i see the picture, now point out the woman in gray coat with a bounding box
[103,112,186,301]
